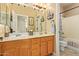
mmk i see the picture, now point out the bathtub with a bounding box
[60,37,79,52]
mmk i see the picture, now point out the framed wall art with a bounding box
[47,10,54,20]
[28,17,34,26]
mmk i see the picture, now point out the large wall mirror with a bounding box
[0,12,10,26]
[0,11,10,37]
[16,14,28,33]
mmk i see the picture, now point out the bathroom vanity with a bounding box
[0,3,56,56]
[0,34,55,56]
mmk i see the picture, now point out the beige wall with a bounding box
[0,3,56,36]
[45,4,56,34]
[0,3,37,17]
[0,3,37,36]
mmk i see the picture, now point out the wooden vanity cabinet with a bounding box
[47,36,54,55]
[32,38,41,56]
[19,39,32,56]
[0,43,2,56]
[0,35,55,56]
[40,37,48,56]
[2,41,20,56]
[2,48,19,56]
[2,39,32,56]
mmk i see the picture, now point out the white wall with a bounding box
[62,15,79,40]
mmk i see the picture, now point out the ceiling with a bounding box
[60,3,75,12]
[60,3,74,8]
[60,3,79,17]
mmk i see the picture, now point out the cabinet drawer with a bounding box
[32,38,40,41]
[41,37,47,42]
[32,44,40,49]
[19,39,31,46]
[32,39,40,44]
[41,41,47,45]
[47,36,54,41]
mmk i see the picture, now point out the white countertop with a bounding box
[0,33,55,42]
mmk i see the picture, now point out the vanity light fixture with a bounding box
[32,3,47,10]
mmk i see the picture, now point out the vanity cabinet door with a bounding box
[47,36,54,55]
[0,43,2,56]
[2,39,32,56]
[2,48,19,56]
[32,38,41,56]
[19,39,32,56]
[2,41,20,56]
[40,37,48,56]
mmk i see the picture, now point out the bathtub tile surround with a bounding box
[68,41,79,48]
[61,38,79,52]
[60,47,79,56]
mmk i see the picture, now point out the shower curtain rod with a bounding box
[60,6,79,14]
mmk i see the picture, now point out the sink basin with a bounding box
[9,33,29,38]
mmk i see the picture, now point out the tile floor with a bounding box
[60,47,79,56]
